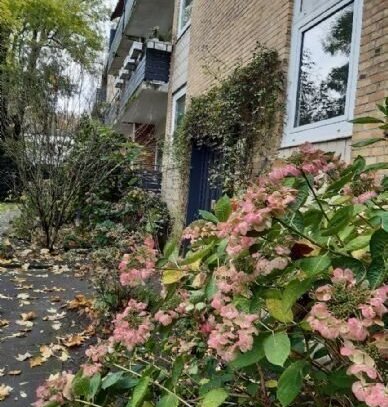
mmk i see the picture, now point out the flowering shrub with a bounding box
[35,140,388,407]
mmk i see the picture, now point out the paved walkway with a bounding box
[0,207,94,406]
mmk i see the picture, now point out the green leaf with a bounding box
[376,103,387,115]
[351,117,384,124]
[72,376,91,398]
[377,211,388,232]
[206,276,218,300]
[266,298,293,323]
[181,242,215,266]
[351,137,386,148]
[283,210,304,233]
[102,372,125,390]
[163,238,178,259]
[283,278,314,310]
[214,195,232,222]
[367,256,386,288]
[277,361,308,407]
[200,388,229,407]
[171,356,184,386]
[344,235,371,252]
[325,172,353,196]
[264,332,290,367]
[89,374,101,399]
[289,179,309,211]
[321,206,353,236]
[298,255,331,276]
[370,228,388,259]
[230,335,265,369]
[303,209,323,228]
[156,394,179,407]
[127,376,150,407]
[199,210,219,223]
[364,162,388,172]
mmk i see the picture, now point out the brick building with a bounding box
[102,0,388,229]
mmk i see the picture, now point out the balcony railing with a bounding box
[106,0,174,75]
[133,164,162,193]
[107,0,135,74]
[105,41,171,126]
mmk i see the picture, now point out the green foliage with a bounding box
[174,45,284,193]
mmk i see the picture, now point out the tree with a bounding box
[0,0,106,139]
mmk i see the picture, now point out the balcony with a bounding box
[107,0,174,75]
[105,40,172,128]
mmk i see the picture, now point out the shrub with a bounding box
[34,140,388,407]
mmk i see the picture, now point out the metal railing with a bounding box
[107,0,136,73]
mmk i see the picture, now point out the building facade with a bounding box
[102,0,388,229]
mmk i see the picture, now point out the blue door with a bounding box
[186,144,222,224]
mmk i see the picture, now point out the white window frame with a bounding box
[178,0,192,38]
[171,87,187,136]
[282,0,363,147]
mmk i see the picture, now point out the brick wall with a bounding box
[352,0,388,164]
[187,0,293,98]
[161,0,191,229]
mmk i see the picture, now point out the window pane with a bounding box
[175,95,186,128]
[295,3,354,127]
[180,0,193,30]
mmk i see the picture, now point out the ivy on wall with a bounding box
[174,44,285,194]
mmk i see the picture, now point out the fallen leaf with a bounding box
[16,320,33,328]
[17,293,30,300]
[0,384,12,401]
[39,345,53,360]
[51,322,62,330]
[15,353,32,361]
[0,294,11,300]
[29,356,44,368]
[8,370,21,376]
[62,333,85,348]
[0,369,5,377]
[21,312,36,321]
[20,391,27,398]
[0,320,9,328]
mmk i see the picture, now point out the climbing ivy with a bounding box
[174,44,285,194]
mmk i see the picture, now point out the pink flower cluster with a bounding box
[119,236,157,287]
[308,269,388,407]
[34,372,74,407]
[343,172,380,204]
[183,220,218,244]
[112,299,153,351]
[154,310,178,326]
[352,382,388,407]
[308,269,387,341]
[207,294,258,361]
[85,343,110,363]
[217,183,297,256]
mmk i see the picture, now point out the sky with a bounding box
[64,0,117,113]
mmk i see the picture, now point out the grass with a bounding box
[0,203,19,213]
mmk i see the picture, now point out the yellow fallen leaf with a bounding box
[62,334,85,348]
[0,384,12,401]
[29,356,44,368]
[0,320,9,328]
[39,345,53,360]
[162,269,184,285]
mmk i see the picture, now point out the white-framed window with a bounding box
[282,0,363,147]
[178,0,193,37]
[171,87,187,135]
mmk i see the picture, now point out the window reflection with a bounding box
[295,3,354,127]
[180,0,193,31]
[175,94,186,129]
